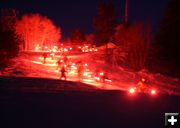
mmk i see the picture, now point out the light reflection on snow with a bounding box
[2,52,180,95]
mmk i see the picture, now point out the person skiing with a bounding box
[137,78,148,92]
[63,55,68,64]
[56,58,63,70]
[77,65,83,81]
[43,52,48,64]
[60,66,67,80]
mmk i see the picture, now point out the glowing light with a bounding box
[87,75,91,78]
[38,57,42,60]
[78,46,81,49]
[84,64,88,66]
[151,89,156,95]
[64,48,68,52]
[35,44,41,50]
[94,77,100,81]
[105,79,112,82]
[50,53,55,56]
[69,47,72,50]
[94,49,98,52]
[44,46,48,49]
[129,88,135,94]
[99,72,104,76]
[83,72,88,76]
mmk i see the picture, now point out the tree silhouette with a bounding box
[70,28,85,47]
[156,0,180,75]
[93,1,117,46]
[0,9,20,65]
[114,22,152,70]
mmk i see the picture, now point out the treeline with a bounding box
[0,0,180,77]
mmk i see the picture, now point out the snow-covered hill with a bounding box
[0,52,180,96]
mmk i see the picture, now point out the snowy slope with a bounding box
[1,52,180,96]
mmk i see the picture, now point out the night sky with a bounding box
[0,0,169,39]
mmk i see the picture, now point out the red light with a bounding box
[129,88,135,94]
[99,72,104,76]
[151,89,156,95]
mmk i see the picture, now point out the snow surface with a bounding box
[1,52,180,96]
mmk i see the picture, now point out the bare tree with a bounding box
[15,13,61,51]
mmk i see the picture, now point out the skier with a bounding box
[60,66,67,80]
[77,65,83,81]
[56,58,63,70]
[63,55,68,64]
[137,78,148,92]
[43,52,48,64]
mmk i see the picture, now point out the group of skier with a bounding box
[42,53,149,90]
[56,56,84,81]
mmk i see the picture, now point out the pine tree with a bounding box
[156,0,180,75]
[93,1,117,46]
[70,29,85,47]
[0,9,20,63]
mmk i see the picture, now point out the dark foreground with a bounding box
[0,77,180,128]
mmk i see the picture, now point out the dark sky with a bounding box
[0,0,169,39]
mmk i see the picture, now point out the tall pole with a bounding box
[124,0,129,28]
